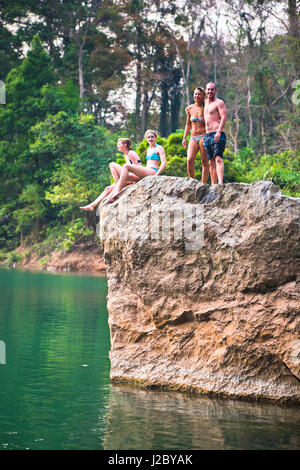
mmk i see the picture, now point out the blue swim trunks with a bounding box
[203,131,227,160]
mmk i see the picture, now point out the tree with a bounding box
[13,184,46,245]
[31,112,118,213]
[0,36,77,248]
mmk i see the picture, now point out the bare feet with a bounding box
[107,190,123,203]
[79,204,94,211]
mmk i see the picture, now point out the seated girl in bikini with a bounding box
[80,138,141,211]
[182,87,209,183]
[107,129,166,203]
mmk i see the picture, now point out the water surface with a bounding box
[0,269,299,450]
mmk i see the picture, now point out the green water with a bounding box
[0,269,299,450]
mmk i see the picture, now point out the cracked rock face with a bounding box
[99,177,300,404]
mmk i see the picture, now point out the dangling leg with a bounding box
[80,184,115,210]
[80,172,140,211]
[107,164,155,203]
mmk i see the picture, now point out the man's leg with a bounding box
[199,139,209,184]
[209,159,217,184]
[215,156,224,184]
[203,135,216,184]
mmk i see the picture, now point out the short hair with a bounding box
[144,129,158,139]
[206,82,217,89]
[118,138,132,150]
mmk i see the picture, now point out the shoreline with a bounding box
[1,265,107,277]
[0,245,107,277]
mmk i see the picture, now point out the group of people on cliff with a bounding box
[80,82,227,211]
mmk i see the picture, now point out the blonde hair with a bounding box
[118,138,132,150]
[193,87,206,114]
[144,129,158,139]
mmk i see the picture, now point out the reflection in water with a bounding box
[0,269,110,450]
[103,384,300,450]
[0,269,299,450]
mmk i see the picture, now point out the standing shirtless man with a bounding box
[203,82,227,184]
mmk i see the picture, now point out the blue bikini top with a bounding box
[146,143,160,161]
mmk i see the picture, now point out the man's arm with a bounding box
[214,100,227,142]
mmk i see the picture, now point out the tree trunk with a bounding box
[214,46,217,83]
[247,76,253,145]
[261,108,267,154]
[288,0,300,38]
[185,40,191,108]
[160,81,169,137]
[135,60,142,138]
[78,44,85,100]
[170,69,181,133]
[141,89,148,136]
[234,97,239,154]
[171,35,191,109]
[287,0,300,74]
[135,27,143,140]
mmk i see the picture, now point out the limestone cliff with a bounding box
[99,177,300,404]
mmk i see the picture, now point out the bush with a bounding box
[62,218,95,251]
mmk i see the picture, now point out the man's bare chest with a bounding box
[204,102,219,117]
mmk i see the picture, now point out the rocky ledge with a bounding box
[99,177,300,404]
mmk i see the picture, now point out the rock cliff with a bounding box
[99,177,300,404]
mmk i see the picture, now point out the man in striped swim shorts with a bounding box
[203,82,227,184]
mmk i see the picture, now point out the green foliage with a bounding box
[63,218,95,251]
[0,36,81,249]
[163,131,191,177]
[134,131,300,196]
[235,150,300,196]
[2,251,24,267]
[0,3,300,256]
[13,184,46,242]
[36,112,119,214]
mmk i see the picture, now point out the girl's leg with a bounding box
[80,173,140,211]
[108,164,155,202]
[80,184,115,211]
[126,173,141,183]
[199,139,209,184]
[187,139,199,178]
[80,161,122,211]
[109,162,123,183]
